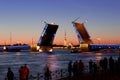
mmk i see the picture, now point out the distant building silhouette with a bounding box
[63,31,68,47]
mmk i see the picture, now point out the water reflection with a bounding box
[47,55,58,71]
[95,53,103,61]
[0,51,120,79]
[16,52,21,56]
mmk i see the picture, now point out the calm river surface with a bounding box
[0,50,119,79]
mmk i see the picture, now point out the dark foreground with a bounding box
[59,70,120,80]
[59,56,120,80]
[29,56,120,80]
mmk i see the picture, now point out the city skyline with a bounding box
[0,0,120,45]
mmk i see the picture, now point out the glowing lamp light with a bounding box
[3,46,6,50]
[39,49,42,52]
[51,22,56,25]
[49,49,53,52]
[36,46,40,50]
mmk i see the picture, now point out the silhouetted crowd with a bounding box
[98,56,120,74]
[68,60,84,77]
[6,64,29,80]
[6,56,120,80]
[6,64,52,80]
[68,56,120,77]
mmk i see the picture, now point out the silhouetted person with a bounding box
[79,60,84,74]
[99,59,104,70]
[93,62,97,73]
[23,64,29,80]
[89,59,93,73]
[118,56,120,63]
[19,66,25,80]
[118,56,120,74]
[7,67,14,80]
[109,56,114,71]
[44,64,51,80]
[68,60,72,77]
[73,60,79,76]
[103,57,108,71]
[19,64,29,80]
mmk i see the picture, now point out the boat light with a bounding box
[3,46,6,50]
[49,49,53,52]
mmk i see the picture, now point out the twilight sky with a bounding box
[0,0,120,45]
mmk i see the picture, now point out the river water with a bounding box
[0,50,119,79]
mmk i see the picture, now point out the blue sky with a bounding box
[0,0,120,45]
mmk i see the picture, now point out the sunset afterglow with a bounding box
[0,0,120,45]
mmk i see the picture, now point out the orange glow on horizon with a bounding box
[1,39,120,45]
[0,35,120,45]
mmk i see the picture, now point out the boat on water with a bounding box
[71,48,81,53]
[0,44,30,52]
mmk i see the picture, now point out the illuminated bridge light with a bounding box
[89,44,120,51]
[3,46,6,50]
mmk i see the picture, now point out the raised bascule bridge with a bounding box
[72,18,120,52]
[37,22,58,52]
[72,21,93,44]
[36,19,120,53]
[72,18,93,51]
